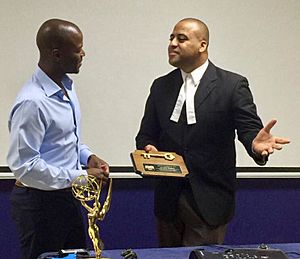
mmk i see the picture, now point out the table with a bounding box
[39,243,300,259]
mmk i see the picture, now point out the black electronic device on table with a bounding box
[189,247,289,259]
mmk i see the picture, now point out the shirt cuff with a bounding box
[251,145,268,166]
[68,169,88,184]
[80,145,93,166]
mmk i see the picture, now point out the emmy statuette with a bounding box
[72,175,112,259]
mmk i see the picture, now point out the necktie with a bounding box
[170,74,197,125]
[185,74,196,124]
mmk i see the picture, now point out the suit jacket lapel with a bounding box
[166,69,183,110]
[194,61,218,108]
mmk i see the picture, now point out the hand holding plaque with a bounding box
[130,150,189,177]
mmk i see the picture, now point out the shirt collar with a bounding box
[180,59,209,86]
[34,66,73,97]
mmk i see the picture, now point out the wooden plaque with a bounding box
[130,150,189,177]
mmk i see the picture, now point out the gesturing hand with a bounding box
[252,119,290,157]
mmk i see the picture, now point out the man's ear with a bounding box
[199,40,208,53]
[52,48,61,61]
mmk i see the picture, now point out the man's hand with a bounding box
[87,168,109,183]
[144,144,158,152]
[88,154,109,172]
[252,119,290,157]
[87,154,109,183]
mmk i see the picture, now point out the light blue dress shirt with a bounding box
[7,67,92,190]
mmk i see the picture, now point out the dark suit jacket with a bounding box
[136,61,264,227]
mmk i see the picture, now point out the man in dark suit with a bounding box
[135,18,289,247]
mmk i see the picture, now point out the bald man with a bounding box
[7,19,109,259]
[136,18,289,247]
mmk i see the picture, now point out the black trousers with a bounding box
[10,186,86,259]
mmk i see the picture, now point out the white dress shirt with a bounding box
[170,59,209,124]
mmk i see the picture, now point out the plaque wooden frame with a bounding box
[130,150,189,177]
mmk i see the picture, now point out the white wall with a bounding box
[1,0,299,166]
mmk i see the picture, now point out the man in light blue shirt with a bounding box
[7,19,109,259]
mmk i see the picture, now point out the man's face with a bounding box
[168,21,203,72]
[59,31,85,74]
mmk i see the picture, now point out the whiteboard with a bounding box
[1,0,299,167]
